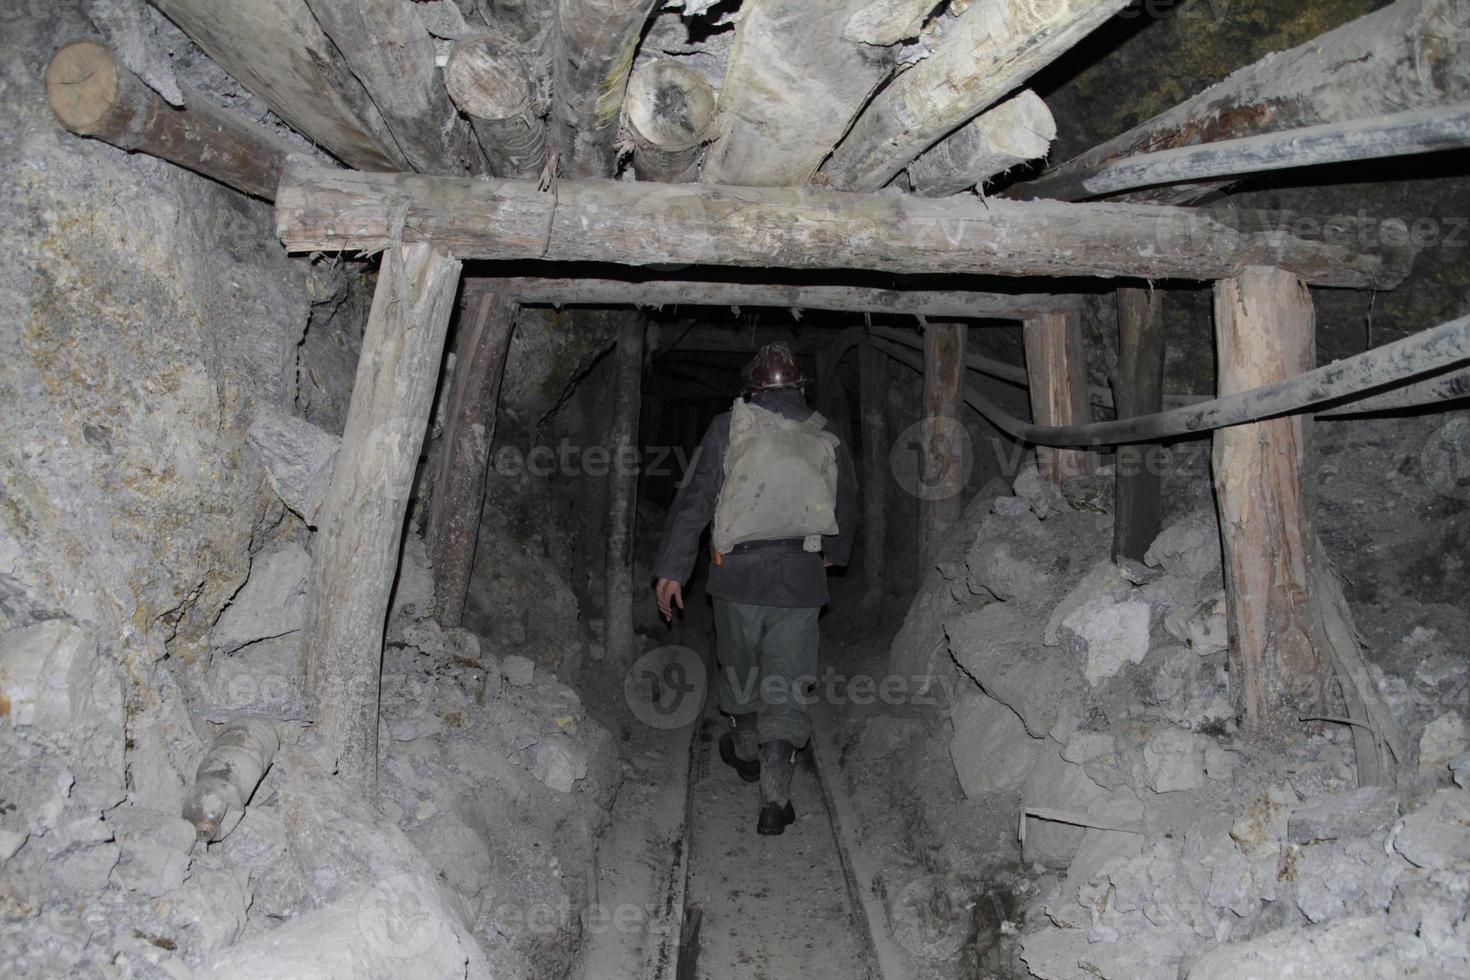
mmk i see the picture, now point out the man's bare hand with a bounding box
[655,578,684,622]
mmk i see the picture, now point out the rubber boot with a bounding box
[757,740,796,835]
[718,713,760,783]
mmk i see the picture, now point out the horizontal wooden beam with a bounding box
[1028,104,1470,202]
[276,161,1415,288]
[464,276,1080,319]
[1011,0,1470,203]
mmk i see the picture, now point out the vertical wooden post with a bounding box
[1023,310,1095,483]
[427,291,518,627]
[1211,267,1326,744]
[919,322,967,568]
[859,341,888,596]
[602,317,646,663]
[1112,288,1167,561]
[303,243,462,793]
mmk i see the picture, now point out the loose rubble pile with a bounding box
[0,520,621,978]
[876,463,1470,979]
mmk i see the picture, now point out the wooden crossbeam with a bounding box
[276,161,1415,288]
[464,276,1080,320]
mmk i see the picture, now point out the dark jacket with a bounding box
[652,388,857,609]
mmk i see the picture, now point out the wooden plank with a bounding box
[858,340,888,597]
[602,317,646,662]
[303,0,483,175]
[905,90,1056,198]
[1023,311,1095,482]
[276,161,1417,289]
[1211,267,1326,744]
[919,322,966,569]
[427,291,518,627]
[470,276,1080,320]
[1030,103,1470,202]
[552,0,660,177]
[151,0,408,171]
[820,0,1129,191]
[1012,0,1470,203]
[45,41,297,200]
[302,243,462,792]
[701,0,902,187]
[1112,288,1166,562]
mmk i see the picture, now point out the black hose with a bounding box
[846,313,1470,448]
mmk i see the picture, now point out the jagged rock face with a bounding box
[0,5,332,654]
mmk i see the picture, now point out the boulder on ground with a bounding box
[949,688,1041,797]
[1057,596,1151,688]
[1144,512,1222,583]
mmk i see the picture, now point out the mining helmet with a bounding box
[741,342,809,392]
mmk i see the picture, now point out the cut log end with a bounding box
[445,37,533,120]
[45,40,122,136]
[626,59,717,154]
[907,90,1056,197]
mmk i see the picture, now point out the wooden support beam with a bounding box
[905,90,1056,198]
[303,243,462,793]
[858,340,888,597]
[470,276,1079,320]
[276,161,1416,288]
[427,291,518,627]
[1211,267,1326,744]
[303,0,482,175]
[625,59,717,183]
[150,0,408,171]
[1012,0,1470,203]
[45,41,297,200]
[444,37,548,178]
[552,0,660,177]
[602,317,646,663]
[821,0,1129,191]
[919,322,966,569]
[663,325,819,356]
[1024,104,1470,203]
[701,0,904,187]
[1023,310,1095,482]
[1112,288,1166,562]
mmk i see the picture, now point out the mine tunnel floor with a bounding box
[684,707,868,979]
[673,571,875,979]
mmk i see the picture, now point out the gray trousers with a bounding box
[712,598,820,748]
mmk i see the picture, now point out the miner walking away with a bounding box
[653,344,858,835]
